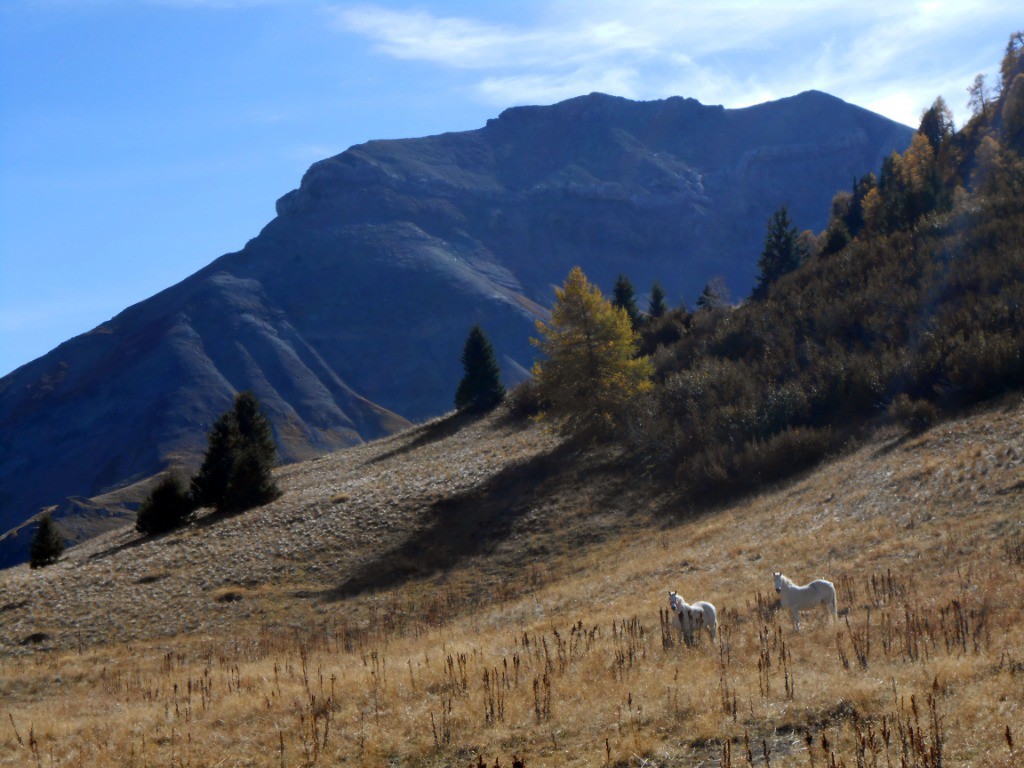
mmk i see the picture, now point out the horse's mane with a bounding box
[776,572,795,587]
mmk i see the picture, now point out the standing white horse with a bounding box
[773,572,837,630]
[668,590,718,645]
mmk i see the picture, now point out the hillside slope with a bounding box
[2,393,1022,656]
[0,90,913,565]
[1,394,1022,766]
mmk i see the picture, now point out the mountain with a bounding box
[0,90,914,566]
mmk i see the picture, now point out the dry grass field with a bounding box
[1,396,1023,767]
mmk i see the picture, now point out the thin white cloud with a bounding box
[477,67,646,106]
[335,8,522,68]
[148,0,287,6]
[19,0,309,8]
[332,0,1020,127]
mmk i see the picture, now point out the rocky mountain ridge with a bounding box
[0,90,914,566]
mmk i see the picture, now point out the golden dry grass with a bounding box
[2,398,1023,767]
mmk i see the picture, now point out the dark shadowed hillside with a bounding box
[0,90,912,566]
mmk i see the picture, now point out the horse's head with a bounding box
[668,591,682,612]
[773,572,784,593]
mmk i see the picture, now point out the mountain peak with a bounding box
[0,90,915,567]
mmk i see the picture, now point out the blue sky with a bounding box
[0,0,1019,377]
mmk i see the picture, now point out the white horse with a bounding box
[773,572,837,630]
[668,590,717,645]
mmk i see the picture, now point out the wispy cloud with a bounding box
[331,0,1019,127]
[16,0,307,9]
[148,0,287,6]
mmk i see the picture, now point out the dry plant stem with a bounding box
[1,400,1024,766]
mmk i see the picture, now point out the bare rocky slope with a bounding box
[0,90,913,566]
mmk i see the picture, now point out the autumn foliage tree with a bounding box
[531,267,652,439]
[637,35,1024,502]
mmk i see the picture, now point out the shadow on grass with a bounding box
[367,409,488,465]
[86,534,153,562]
[86,499,266,561]
[320,440,583,601]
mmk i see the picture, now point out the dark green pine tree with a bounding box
[136,474,195,536]
[191,391,279,513]
[455,325,506,412]
[190,410,238,511]
[225,391,279,512]
[820,216,852,257]
[752,205,805,300]
[612,274,641,329]
[29,513,64,569]
[232,392,278,473]
[647,281,668,319]
[227,445,280,513]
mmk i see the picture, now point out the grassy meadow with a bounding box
[2,396,1023,767]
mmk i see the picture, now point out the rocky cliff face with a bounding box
[0,90,914,566]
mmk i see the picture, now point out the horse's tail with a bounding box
[827,583,838,620]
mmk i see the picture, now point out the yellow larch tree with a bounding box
[531,266,653,440]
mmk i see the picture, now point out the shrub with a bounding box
[136,474,195,536]
[638,308,689,357]
[29,513,64,569]
[675,427,838,501]
[506,379,544,421]
[889,394,939,433]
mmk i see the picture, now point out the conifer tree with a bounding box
[648,281,668,319]
[455,325,506,412]
[227,445,280,513]
[191,391,279,513]
[899,132,942,220]
[532,267,652,439]
[612,274,641,329]
[919,96,954,152]
[696,276,729,311]
[820,216,852,256]
[29,513,64,569]
[232,391,278,478]
[191,411,237,510]
[136,474,195,536]
[752,206,805,300]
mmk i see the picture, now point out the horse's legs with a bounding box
[821,598,837,624]
[675,610,691,647]
[790,607,800,631]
